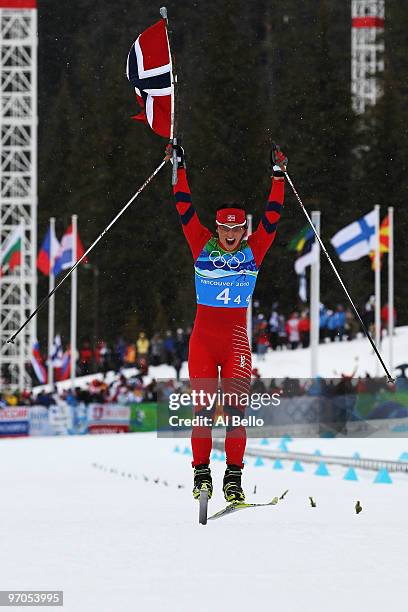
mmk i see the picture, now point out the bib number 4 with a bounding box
[215,288,251,306]
[216,288,231,304]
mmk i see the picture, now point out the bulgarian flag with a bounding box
[0,226,23,276]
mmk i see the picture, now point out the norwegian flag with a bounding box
[126,18,173,138]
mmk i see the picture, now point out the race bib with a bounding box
[194,239,259,308]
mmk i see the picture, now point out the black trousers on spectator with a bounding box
[270,331,279,351]
[328,329,336,342]
[300,332,310,348]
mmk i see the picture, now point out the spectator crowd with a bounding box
[253,297,396,359]
[2,365,407,412]
[9,295,397,387]
[0,372,161,409]
[72,327,191,379]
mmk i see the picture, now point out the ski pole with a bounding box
[7,155,170,345]
[284,170,394,383]
[171,137,178,186]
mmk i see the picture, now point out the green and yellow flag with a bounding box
[288,225,315,253]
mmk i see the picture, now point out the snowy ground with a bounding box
[20,327,408,610]
[1,432,407,612]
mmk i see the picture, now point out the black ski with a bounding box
[199,489,209,525]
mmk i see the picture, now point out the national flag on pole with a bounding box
[294,240,319,275]
[59,350,71,381]
[288,225,315,253]
[53,224,87,276]
[289,226,319,303]
[288,225,317,271]
[50,335,70,381]
[0,226,23,276]
[50,334,63,369]
[330,210,376,262]
[37,225,60,276]
[369,214,389,269]
[31,339,47,384]
[126,18,173,138]
[298,273,307,303]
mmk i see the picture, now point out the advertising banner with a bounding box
[48,402,73,435]
[0,407,30,437]
[29,405,53,436]
[87,404,130,434]
[129,402,157,432]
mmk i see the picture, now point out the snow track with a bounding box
[1,432,407,612]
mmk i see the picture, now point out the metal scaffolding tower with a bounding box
[0,0,37,389]
[351,0,385,114]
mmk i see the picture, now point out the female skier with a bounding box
[170,142,287,502]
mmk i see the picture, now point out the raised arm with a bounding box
[247,144,287,267]
[171,145,212,261]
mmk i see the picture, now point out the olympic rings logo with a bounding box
[209,250,246,270]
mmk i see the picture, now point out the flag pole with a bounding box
[374,205,381,377]
[19,220,25,390]
[160,6,178,186]
[284,170,394,382]
[47,217,56,386]
[70,215,78,389]
[388,206,394,374]
[246,214,253,350]
[6,156,169,345]
[310,211,321,378]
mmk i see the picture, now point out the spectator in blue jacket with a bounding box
[327,306,346,342]
[164,331,175,366]
[334,305,346,341]
[326,310,337,341]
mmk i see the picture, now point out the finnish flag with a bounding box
[330,210,376,262]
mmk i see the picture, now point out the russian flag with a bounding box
[31,340,47,384]
[53,224,87,276]
[37,226,60,276]
[59,350,71,381]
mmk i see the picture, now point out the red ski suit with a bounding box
[173,167,284,466]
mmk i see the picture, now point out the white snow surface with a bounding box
[1,432,407,612]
